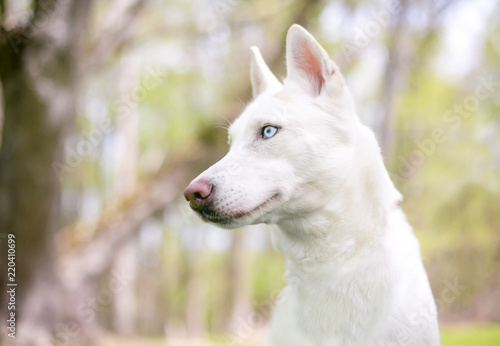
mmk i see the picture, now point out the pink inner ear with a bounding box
[293,38,325,95]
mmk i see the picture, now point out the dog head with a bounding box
[184,25,396,229]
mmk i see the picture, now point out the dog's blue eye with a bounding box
[262,125,278,139]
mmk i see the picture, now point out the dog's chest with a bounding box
[286,256,392,344]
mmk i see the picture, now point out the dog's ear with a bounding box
[250,46,282,98]
[286,25,344,97]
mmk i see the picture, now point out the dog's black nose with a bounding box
[184,179,213,208]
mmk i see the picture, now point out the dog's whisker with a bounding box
[216,112,232,127]
[215,123,230,131]
[237,97,247,107]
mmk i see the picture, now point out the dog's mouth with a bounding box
[193,193,280,226]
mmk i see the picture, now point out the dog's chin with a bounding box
[195,210,243,229]
[192,193,280,229]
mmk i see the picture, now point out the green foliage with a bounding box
[250,251,286,309]
[441,325,500,346]
[101,324,500,345]
[391,41,500,308]
[54,0,500,340]
[139,71,212,149]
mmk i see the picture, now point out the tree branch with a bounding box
[57,141,222,285]
[60,165,188,280]
[58,0,324,284]
[84,0,146,71]
[225,0,323,120]
[0,0,6,22]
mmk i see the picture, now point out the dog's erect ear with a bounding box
[250,46,282,98]
[286,24,343,96]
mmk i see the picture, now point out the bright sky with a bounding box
[319,0,495,126]
[434,0,496,79]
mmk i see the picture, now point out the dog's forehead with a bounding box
[229,94,288,139]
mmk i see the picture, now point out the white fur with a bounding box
[187,24,439,345]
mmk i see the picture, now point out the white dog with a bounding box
[184,24,439,346]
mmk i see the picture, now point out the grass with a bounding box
[100,324,500,345]
[441,324,500,346]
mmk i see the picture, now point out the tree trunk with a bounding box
[225,230,252,334]
[0,42,64,342]
[0,0,93,342]
[184,241,207,338]
[379,0,410,165]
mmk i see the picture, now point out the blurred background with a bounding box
[0,0,499,345]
